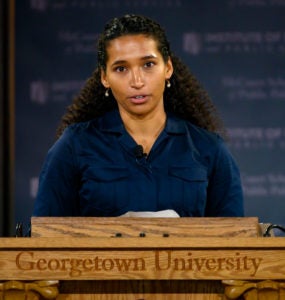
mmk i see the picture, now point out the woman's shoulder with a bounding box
[182,119,235,167]
[66,119,97,134]
[187,121,223,144]
[181,118,227,157]
[168,113,223,146]
[65,110,120,135]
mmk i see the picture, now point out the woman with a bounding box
[33,14,244,217]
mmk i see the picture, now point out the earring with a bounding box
[166,80,171,88]
[105,89,109,97]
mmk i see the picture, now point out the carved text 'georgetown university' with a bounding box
[15,250,262,277]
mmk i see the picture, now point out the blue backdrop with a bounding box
[15,0,285,227]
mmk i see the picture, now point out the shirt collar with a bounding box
[99,109,187,135]
[165,112,187,135]
[99,110,125,134]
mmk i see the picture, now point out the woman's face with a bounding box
[101,34,173,119]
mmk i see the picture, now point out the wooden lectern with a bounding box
[1,217,285,299]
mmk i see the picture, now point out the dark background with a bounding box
[8,0,285,233]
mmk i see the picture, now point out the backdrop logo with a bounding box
[228,0,285,8]
[183,33,202,55]
[30,0,183,10]
[30,0,48,11]
[241,172,285,197]
[30,177,39,199]
[227,127,285,151]
[30,81,49,104]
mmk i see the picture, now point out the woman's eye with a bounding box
[144,61,154,68]
[115,66,126,72]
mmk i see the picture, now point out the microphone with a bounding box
[133,145,145,159]
[133,144,152,173]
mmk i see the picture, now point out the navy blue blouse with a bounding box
[33,110,244,217]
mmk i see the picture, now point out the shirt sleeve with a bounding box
[33,127,80,216]
[205,139,244,217]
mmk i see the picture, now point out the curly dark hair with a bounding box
[56,14,225,137]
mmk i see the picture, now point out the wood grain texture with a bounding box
[31,217,260,238]
[57,280,224,300]
[2,236,285,248]
[1,237,285,281]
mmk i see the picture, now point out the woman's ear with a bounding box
[165,57,174,80]
[101,69,110,88]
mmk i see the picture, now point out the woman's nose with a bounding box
[130,68,144,88]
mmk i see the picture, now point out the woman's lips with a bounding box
[129,95,148,104]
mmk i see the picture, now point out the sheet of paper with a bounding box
[119,209,180,218]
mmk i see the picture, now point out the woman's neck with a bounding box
[122,111,167,155]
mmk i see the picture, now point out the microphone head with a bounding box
[133,145,144,159]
